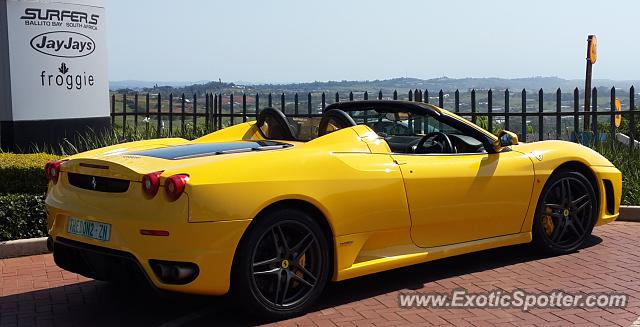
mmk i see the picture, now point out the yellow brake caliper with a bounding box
[293,255,306,287]
[542,207,555,236]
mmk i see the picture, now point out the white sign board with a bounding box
[5,0,107,121]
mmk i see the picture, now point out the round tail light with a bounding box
[165,174,189,201]
[44,160,63,184]
[142,171,162,197]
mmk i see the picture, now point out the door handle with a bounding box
[393,159,406,165]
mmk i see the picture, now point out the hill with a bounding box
[110,76,639,95]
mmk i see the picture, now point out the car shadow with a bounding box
[0,236,602,326]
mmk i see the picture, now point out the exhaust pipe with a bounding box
[149,260,199,285]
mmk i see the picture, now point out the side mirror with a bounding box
[494,130,519,151]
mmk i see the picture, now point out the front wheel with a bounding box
[532,171,598,254]
[231,208,330,319]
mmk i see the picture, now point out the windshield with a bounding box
[348,111,467,137]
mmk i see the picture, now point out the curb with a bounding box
[619,205,640,222]
[0,237,49,259]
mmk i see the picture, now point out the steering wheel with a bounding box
[414,132,455,154]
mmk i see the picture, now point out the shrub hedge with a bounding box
[0,153,61,194]
[0,193,48,241]
[0,153,60,241]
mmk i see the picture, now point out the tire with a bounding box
[532,170,598,255]
[231,208,330,319]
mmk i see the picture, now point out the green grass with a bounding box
[28,126,213,156]
[590,141,640,206]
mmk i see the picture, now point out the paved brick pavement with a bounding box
[1,221,639,326]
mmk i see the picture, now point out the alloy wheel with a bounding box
[250,220,322,309]
[539,176,595,251]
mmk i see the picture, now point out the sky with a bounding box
[105,0,640,83]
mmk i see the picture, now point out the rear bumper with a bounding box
[53,237,152,285]
[48,207,251,295]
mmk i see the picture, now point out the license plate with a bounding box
[67,217,111,241]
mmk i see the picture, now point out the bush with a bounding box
[591,142,640,206]
[0,193,47,241]
[0,153,61,194]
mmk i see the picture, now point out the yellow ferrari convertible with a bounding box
[45,100,621,318]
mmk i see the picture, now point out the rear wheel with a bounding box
[231,208,330,319]
[532,170,597,254]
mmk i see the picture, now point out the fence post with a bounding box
[393,90,397,100]
[378,90,383,100]
[521,89,526,142]
[630,86,636,150]
[592,87,598,138]
[408,90,413,101]
[471,89,476,124]
[242,93,247,122]
[438,89,444,108]
[268,93,272,107]
[134,93,139,133]
[213,94,218,131]
[424,89,429,103]
[218,93,222,130]
[307,93,312,116]
[454,89,460,113]
[214,92,222,129]
[322,92,326,110]
[157,93,162,138]
[122,93,127,132]
[538,89,543,141]
[349,91,354,101]
[487,89,493,133]
[610,87,616,142]
[181,93,186,134]
[111,94,115,126]
[294,93,299,115]
[556,88,561,139]
[335,92,339,103]
[230,93,234,126]
[168,93,173,136]
[192,93,197,133]
[211,92,218,131]
[281,93,285,113]
[504,89,509,131]
[256,93,260,117]
[205,93,210,131]
[145,93,150,138]
[573,88,579,141]
[364,94,369,124]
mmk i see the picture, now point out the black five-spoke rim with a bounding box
[250,221,322,309]
[540,177,594,250]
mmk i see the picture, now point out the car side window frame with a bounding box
[382,111,497,156]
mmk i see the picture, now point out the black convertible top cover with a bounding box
[128,141,291,160]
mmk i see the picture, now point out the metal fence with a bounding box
[110,86,638,146]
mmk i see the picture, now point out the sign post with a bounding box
[583,35,597,131]
[0,0,109,151]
